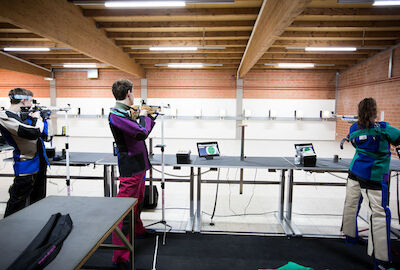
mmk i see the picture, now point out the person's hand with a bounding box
[139,109,148,116]
[29,111,41,119]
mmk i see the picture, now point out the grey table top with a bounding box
[0,196,136,270]
[96,153,195,167]
[5,151,400,172]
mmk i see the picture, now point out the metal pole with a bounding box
[190,167,194,223]
[279,170,286,221]
[239,124,246,194]
[149,137,154,204]
[285,169,294,221]
[64,107,70,196]
[240,125,245,160]
[103,165,110,197]
[196,167,202,232]
[129,208,134,270]
[240,168,244,194]
[111,165,117,197]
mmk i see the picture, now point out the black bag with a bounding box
[7,213,73,270]
[143,185,158,209]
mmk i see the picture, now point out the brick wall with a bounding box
[55,69,141,98]
[337,46,400,157]
[147,70,237,98]
[0,68,337,101]
[244,70,336,99]
[0,69,50,98]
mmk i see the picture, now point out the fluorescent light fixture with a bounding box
[149,47,198,51]
[373,1,400,6]
[63,63,97,68]
[305,47,357,52]
[277,63,315,68]
[105,1,186,8]
[3,47,50,52]
[44,77,54,81]
[167,63,203,68]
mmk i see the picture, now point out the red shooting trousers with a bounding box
[112,172,146,263]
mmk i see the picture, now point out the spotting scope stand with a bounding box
[50,105,72,195]
[145,104,172,245]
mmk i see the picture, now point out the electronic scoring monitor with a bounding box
[197,142,220,160]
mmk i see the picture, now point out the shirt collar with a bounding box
[115,101,131,111]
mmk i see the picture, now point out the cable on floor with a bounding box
[243,169,257,215]
[202,210,277,218]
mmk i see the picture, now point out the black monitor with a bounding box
[396,148,400,159]
[197,142,220,160]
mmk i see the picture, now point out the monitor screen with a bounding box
[396,148,400,159]
[197,142,220,158]
[294,143,316,155]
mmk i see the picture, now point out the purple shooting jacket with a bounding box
[109,105,156,177]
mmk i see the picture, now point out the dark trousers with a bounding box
[4,159,47,217]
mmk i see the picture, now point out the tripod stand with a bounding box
[146,111,171,245]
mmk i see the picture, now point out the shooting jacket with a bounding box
[0,109,49,176]
[348,121,400,182]
[109,102,155,177]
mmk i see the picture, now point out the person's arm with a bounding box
[110,113,155,141]
[385,123,400,146]
[1,115,42,140]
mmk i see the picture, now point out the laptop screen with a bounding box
[197,142,220,158]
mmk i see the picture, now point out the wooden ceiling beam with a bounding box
[0,0,144,78]
[116,40,248,47]
[0,22,29,33]
[108,31,251,39]
[83,8,260,17]
[266,47,381,54]
[238,0,310,78]
[0,41,64,47]
[31,59,102,65]
[98,21,256,32]
[262,53,367,60]
[131,53,243,60]
[271,40,395,47]
[301,8,400,16]
[0,51,50,77]
[258,59,357,65]
[288,21,400,31]
[7,50,81,55]
[21,54,91,60]
[279,31,400,39]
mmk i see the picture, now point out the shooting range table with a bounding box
[193,156,400,235]
[4,153,399,236]
[0,196,137,270]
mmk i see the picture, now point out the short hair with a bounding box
[357,97,377,129]
[112,79,133,100]
[9,88,34,104]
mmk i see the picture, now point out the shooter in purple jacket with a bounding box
[108,79,156,266]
